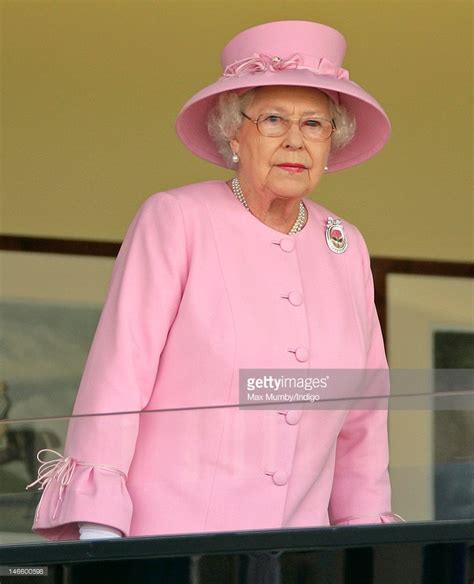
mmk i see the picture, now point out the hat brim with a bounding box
[175,68,391,173]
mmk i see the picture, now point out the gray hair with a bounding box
[207,88,356,169]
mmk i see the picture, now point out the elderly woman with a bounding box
[27,20,404,542]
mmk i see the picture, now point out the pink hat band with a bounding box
[222,53,347,105]
[175,20,391,173]
[222,53,349,81]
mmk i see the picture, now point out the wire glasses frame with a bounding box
[240,111,337,141]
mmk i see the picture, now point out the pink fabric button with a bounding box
[272,470,289,486]
[285,411,302,425]
[279,238,295,253]
[294,346,309,362]
[287,291,303,306]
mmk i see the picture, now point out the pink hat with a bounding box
[175,20,391,173]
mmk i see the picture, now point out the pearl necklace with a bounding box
[230,177,306,235]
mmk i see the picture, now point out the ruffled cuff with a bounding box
[331,512,406,526]
[79,522,123,539]
[26,449,132,541]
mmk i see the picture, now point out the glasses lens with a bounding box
[257,114,288,137]
[300,118,333,141]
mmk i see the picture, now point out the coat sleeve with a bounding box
[27,192,189,540]
[328,226,405,526]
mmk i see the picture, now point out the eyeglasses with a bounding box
[240,111,337,141]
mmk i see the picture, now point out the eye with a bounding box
[303,119,323,128]
[263,114,284,124]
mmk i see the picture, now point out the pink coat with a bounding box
[29,180,403,540]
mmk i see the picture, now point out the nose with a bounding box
[282,121,304,149]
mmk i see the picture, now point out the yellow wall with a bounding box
[1,0,472,261]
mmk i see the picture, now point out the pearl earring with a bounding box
[324,165,329,172]
[232,152,240,164]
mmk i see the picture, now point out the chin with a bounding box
[271,178,312,199]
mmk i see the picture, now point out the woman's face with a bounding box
[230,85,332,199]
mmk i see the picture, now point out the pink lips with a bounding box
[277,163,306,173]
